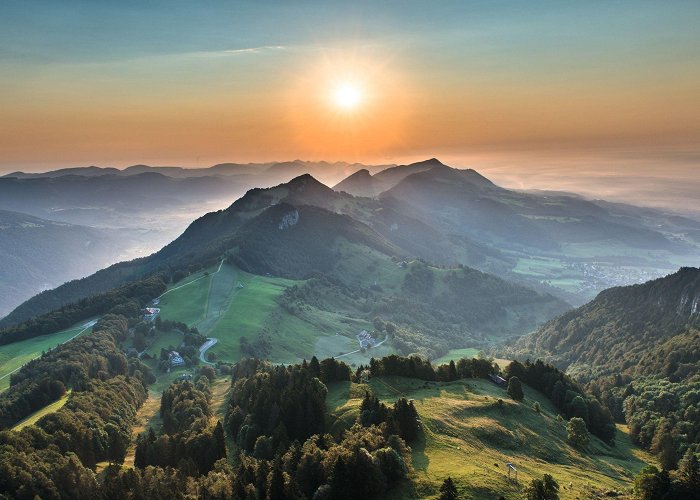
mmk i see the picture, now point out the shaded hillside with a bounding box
[230,203,400,278]
[0,210,140,318]
[0,175,347,326]
[332,168,379,197]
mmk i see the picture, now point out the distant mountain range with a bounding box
[1,158,698,326]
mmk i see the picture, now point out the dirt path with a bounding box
[121,392,163,468]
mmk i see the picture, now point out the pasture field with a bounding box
[145,329,184,358]
[206,271,300,362]
[327,377,654,499]
[0,319,96,392]
[156,265,221,326]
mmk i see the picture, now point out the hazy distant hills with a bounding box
[2,158,698,325]
[3,160,392,185]
[336,161,699,304]
[333,157,447,196]
[0,170,568,344]
[0,210,140,317]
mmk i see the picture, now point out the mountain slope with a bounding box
[511,267,700,381]
[0,210,137,318]
[332,168,378,197]
[1,172,568,364]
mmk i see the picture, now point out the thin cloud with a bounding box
[187,46,287,59]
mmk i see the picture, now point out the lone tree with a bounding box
[438,477,458,500]
[525,474,559,500]
[507,376,524,401]
[566,417,590,449]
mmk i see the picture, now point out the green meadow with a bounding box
[327,376,654,499]
[156,262,399,365]
[11,390,72,431]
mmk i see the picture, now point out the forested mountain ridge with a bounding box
[1,170,569,362]
[508,267,700,381]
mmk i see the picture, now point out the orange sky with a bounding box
[0,1,699,172]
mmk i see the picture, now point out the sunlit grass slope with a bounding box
[327,377,654,499]
[11,390,72,431]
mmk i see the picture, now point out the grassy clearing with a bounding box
[12,390,72,431]
[431,348,480,365]
[157,270,215,326]
[145,329,183,357]
[327,377,653,499]
[0,319,96,392]
[121,392,163,469]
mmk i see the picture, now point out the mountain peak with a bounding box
[286,173,331,191]
[417,157,447,167]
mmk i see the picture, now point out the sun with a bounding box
[332,83,363,110]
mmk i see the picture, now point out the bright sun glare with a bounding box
[332,83,362,110]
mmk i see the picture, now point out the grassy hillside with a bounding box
[156,262,394,365]
[11,390,71,431]
[327,376,654,499]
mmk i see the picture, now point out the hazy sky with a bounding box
[1,0,699,174]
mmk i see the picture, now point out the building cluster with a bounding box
[357,330,377,349]
[144,307,160,321]
[168,351,185,367]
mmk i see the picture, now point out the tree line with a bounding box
[0,276,167,345]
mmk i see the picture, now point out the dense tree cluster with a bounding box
[227,361,330,453]
[225,357,413,499]
[505,360,616,444]
[0,311,153,497]
[359,393,421,443]
[135,377,226,475]
[633,454,700,500]
[0,375,148,497]
[0,315,147,428]
[367,354,495,382]
[619,376,700,471]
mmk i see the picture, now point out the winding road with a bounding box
[199,338,218,364]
